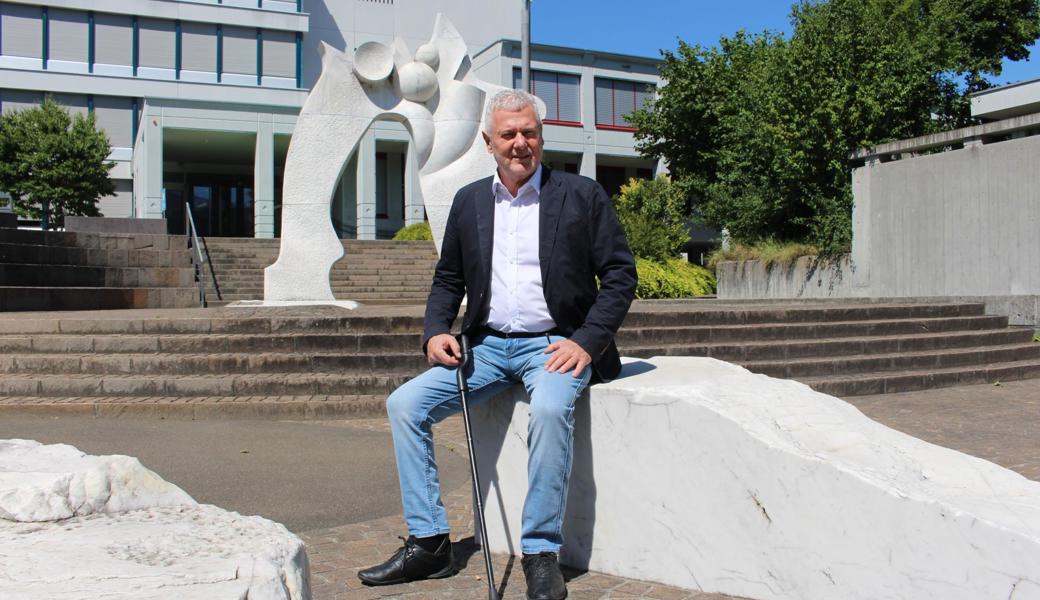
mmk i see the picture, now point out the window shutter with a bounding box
[262,29,294,78]
[0,90,41,114]
[50,93,88,118]
[138,18,175,69]
[635,83,654,112]
[557,73,580,123]
[181,21,216,73]
[512,67,522,90]
[594,78,613,126]
[94,13,132,66]
[49,9,88,63]
[531,70,558,121]
[1,4,42,58]
[221,25,255,75]
[93,96,133,147]
[613,80,636,127]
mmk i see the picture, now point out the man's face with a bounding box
[482,105,544,186]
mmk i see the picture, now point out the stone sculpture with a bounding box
[472,358,1040,600]
[0,439,310,600]
[265,15,539,302]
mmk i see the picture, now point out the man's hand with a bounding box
[543,339,592,377]
[427,333,462,367]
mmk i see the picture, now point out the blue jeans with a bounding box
[386,331,592,554]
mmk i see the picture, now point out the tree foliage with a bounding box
[0,97,115,229]
[630,0,1040,253]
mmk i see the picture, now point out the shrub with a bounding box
[635,257,716,299]
[707,239,822,270]
[392,221,433,241]
[614,175,689,262]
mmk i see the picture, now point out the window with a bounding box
[262,29,295,79]
[181,21,216,74]
[513,68,580,125]
[49,9,89,64]
[1,3,42,59]
[594,78,654,130]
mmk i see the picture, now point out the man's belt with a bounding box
[477,326,561,339]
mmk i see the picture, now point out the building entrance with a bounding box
[165,176,255,238]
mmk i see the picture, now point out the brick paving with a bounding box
[299,378,1040,600]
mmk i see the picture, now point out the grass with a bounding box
[707,239,823,270]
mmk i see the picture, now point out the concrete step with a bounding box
[0,394,390,419]
[0,372,412,397]
[0,230,185,250]
[617,328,1035,361]
[0,243,192,268]
[742,343,1040,379]
[0,263,194,288]
[800,358,1040,396]
[1,332,1032,376]
[0,287,201,311]
[0,306,995,336]
[0,351,426,375]
[616,315,1008,345]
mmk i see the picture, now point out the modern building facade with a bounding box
[0,0,662,238]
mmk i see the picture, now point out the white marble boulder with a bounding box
[0,440,310,600]
[470,358,1040,600]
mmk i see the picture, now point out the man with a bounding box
[358,89,636,600]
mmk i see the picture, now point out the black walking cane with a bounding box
[455,334,501,600]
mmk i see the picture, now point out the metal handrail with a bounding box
[184,202,208,308]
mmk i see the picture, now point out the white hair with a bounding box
[482,89,543,135]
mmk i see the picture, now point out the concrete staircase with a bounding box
[0,230,200,311]
[0,301,1036,417]
[201,238,438,305]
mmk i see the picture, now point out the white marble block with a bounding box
[0,440,310,600]
[470,357,1040,600]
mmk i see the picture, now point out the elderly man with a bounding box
[358,89,636,599]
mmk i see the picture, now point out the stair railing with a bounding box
[184,202,209,308]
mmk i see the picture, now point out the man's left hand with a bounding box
[543,339,592,377]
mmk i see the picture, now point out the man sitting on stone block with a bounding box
[358,89,637,600]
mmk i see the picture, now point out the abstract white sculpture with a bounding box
[0,440,311,600]
[264,15,538,302]
[471,358,1040,600]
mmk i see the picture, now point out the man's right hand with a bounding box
[426,333,462,367]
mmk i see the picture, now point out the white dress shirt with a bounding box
[485,165,557,333]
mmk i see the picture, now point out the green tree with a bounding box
[630,0,1040,254]
[613,175,689,261]
[0,97,115,229]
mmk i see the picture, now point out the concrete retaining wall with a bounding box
[716,255,855,299]
[65,217,168,234]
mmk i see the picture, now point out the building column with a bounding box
[254,121,275,238]
[137,115,163,220]
[579,149,597,180]
[355,131,377,240]
[404,143,424,226]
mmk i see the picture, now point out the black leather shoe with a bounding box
[357,535,456,586]
[522,552,567,600]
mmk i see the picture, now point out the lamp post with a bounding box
[521,0,531,92]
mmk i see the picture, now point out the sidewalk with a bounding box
[299,378,1040,600]
[300,416,746,600]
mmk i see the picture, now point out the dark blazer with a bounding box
[422,166,637,382]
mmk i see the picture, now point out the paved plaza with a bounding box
[2,377,1038,599]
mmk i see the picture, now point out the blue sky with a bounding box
[531,0,1038,86]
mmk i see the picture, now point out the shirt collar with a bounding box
[492,163,543,200]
